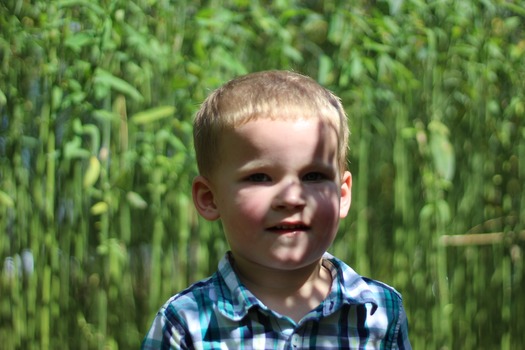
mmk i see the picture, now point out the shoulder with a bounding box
[141,274,219,349]
[360,276,407,330]
[360,277,411,349]
[364,279,411,349]
[160,274,219,323]
[156,252,247,324]
[325,253,406,321]
[362,277,404,305]
[324,254,411,348]
[325,253,403,305]
[142,254,245,349]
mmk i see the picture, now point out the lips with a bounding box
[268,223,310,233]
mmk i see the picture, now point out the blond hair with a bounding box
[193,70,349,176]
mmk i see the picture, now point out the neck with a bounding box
[231,254,332,323]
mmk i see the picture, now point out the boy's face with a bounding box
[193,118,352,272]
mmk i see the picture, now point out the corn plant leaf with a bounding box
[64,32,94,53]
[94,68,143,102]
[126,191,148,209]
[0,190,14,207]
[90,201,108,215]
[429,122,456,181]
[83,156,101,188]
[131,106,175,125]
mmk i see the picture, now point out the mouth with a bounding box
[268,223,310,234]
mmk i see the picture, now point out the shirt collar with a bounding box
[215,252,264,321]
[215,252,378,321]
[321,252,378,315]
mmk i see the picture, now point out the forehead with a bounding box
[218,118,339,165]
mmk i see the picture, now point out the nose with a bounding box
[272,179,306,210]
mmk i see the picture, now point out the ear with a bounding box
[192,175,220,221]
[339,171,352,218]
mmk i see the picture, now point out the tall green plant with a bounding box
[1,0,524,348]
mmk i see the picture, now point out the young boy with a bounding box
[142,70,411,349]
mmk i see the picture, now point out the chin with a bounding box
[270,253,322,269]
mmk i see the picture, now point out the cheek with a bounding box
[310,183,340,204]
[221,194,267,245]
[309,187,341,218]
[231,189,270,221]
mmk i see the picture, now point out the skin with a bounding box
[192,118,352,322]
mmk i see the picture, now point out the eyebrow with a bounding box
[236,159,274,172]
[306,161,338,176]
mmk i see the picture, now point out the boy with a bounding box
[142,70,411,349]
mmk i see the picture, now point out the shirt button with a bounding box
[291,333,300,347]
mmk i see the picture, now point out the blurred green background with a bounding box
[1,0,524,348]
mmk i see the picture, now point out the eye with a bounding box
[246,173,271,182]
[302,172,327,182]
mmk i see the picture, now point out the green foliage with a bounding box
[1,0,524,348]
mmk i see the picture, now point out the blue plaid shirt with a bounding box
[142,252,411,349]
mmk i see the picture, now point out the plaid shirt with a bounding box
[142,252,411,349]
